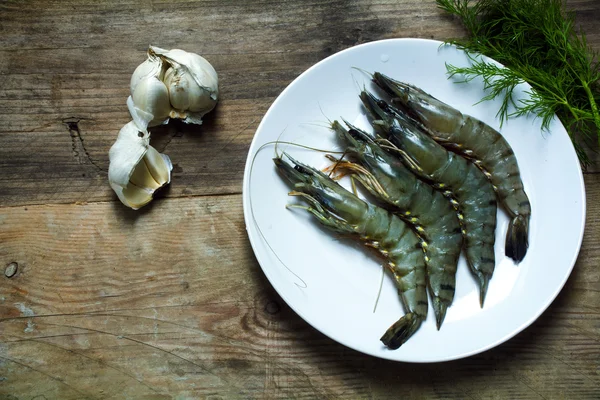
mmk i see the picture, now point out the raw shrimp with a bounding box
[373,72,530,262]
[329,120,462,329]
[361,91,497,306]
[274,153,427,349]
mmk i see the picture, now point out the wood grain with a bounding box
[0,187,599,399]
[3,0,597,207]
[1,0,599,399]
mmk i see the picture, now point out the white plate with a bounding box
[242,38,585,362]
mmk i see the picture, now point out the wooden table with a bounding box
[1,1,599,398]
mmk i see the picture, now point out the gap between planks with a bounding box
[0,191,244,210]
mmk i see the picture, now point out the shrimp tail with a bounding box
[432,298,448,331]
[505,215,529,263]
[478,273,490,308]
[380,312,423,350]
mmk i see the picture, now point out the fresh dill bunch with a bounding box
[436,0,600,167]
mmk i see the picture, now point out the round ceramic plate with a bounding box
[242,38,585,362]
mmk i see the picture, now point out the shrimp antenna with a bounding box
[249,135,346,289]
[326,149,349,178]
[297,103,333,131]
[255,141,345,156]
[299,121,331,129]
[351,66,374,78]
[249,137,308,289]
[373,264,386,313]
[350,69,368,95]
[274,126,288,159]
[318,102,333,125]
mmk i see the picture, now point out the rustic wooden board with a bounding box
[0,181,599,399]
[1,0,600,399]
[3,0,597,208]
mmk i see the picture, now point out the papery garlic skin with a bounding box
[108,121,173,210]
[128,45,219,130]
[128,56,172,130]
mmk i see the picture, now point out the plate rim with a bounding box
[241,37,587,363]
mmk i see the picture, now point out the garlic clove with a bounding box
[120,184,155,210]
[143,145,172,185]
[149,46,219,122]
[128,154,161,191]
[128,75,171,130]
[108,121,173,210]
[163,66,194,112]
[130,58,163,93]
[128,55,171,130]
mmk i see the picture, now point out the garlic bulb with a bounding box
[128,45,219,130]
[108,121,173,209]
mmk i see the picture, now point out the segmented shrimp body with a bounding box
[330,120,462,329]
[373,72,530,262]
[361,91,497,306]
[275,154,427,349]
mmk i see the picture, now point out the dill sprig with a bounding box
[436,0,600,167]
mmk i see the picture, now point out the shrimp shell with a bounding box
[330,120,462,329]
[373,72,530,263]
[274,153,427,349]
[361,91,497,306]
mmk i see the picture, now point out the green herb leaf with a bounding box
[436,0,600,167]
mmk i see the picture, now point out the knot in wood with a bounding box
[264,300,281,315]
[4,262,18,278]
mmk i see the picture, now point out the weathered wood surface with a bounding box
[0,1,599,399]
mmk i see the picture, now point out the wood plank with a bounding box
[2,0,598,207]
[0,99,269,206]
[1,0,600,399]
[1,178,598,398]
